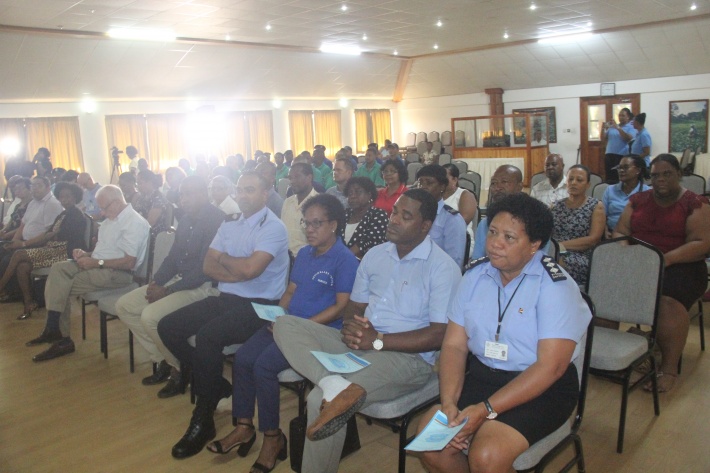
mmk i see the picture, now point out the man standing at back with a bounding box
[77,172,102,218]
[274,189,461,473]
[531,154,568,208]
[472,165,524,259]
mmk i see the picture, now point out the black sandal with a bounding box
[250,430,288,473]
[206,421,256,456]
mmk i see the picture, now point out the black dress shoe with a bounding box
[171,409,216,459]
[33,338,75,362]
[158,369,184,399]
[142,360,172,385]
[26,329,63,347]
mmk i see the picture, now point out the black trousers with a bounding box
[157,292,276,408]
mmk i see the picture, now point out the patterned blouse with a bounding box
[551,196,599,285]
[134,189,170,234]
[340,206,389,257]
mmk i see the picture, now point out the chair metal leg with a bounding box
[617,370,631,453]
[650,356,660,416]
[398,412,415,473]
[129,331,134,373]
[699,300,705,351]
[573,433,586,473]
[81,300,87,340]
[100,310,108,358]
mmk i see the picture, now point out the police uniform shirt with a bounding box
[449,250,591,372]
[428,199,467,268]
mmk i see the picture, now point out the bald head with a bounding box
[77,172,95,190]
[544,154,565,185]
[489,165,523,204]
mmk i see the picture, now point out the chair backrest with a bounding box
[357,155,366,164]
[586,237,663,326]
[149,229,176,281]
[530,172,546,189]
[82,213,93,251]
[438,153,452,165]
[544,237,560,261]
[587,173,603,197]
[277,178,291,199]
[441,130,452,146]
[428,131,439,143]
[416,141,428,155]
[431,141,442,154]
[406,132,416,148]
[454,130,465,146]
[406,152,420,163]
[573,293,596,429]
[679,147,693,169]
[462,171,481,200]
[452,160,468,175]
[681,174,706,194]
[416,131,427,144]
[163,203,175,229]
[592,182,609,201]
[407,163,423,185]
[458,177,476,195]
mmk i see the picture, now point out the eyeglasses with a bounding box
[650,170,675,180]
[300,218,330,229]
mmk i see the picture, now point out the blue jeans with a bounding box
[232,325,291,431]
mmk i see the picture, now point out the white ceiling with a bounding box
[0,0,709,101]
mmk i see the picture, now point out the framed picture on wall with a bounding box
[512,106,557,143]
[669,99,708,153]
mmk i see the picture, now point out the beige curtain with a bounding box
[313,110,342,158]
[26,117,84,172]
[105,115,148,175]
[370,110,392,149]
[221,112,248,159]
[289,111,314,156]
[145,114,188,172]
[0,118,27,192]
[245,111,274,158]
[354,110,369,154]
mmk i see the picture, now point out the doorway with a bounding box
[579,94,640,179]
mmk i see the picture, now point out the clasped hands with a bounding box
[72,249,100,270]
[145,281,169,303]
[440,402,489,451]
[341,314,377,350]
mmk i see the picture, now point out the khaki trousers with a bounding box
[115,280,218,366]
[273,315,433,473]
[45,260,134,337]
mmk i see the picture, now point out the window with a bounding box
[354,109,392,153]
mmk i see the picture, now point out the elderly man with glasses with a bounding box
[26,185,150,362]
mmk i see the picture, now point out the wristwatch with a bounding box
[372,332,384,351]
[483,399,498,420]
[98,259,105,269]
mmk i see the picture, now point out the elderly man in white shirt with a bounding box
[26,185,150,362]
[531,154,568,208]
[209,175,240,216]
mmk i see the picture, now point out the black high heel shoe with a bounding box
[206,422,256,456]
[17,301,39,320]
[250,430,288,473]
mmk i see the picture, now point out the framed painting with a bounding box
[512,106,557,143]
[669,99,707,153]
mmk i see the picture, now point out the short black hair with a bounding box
[621,154,650,180]
[381,159,407,184]
[61,170,79,182]
[402,188,437,223]
[53,181,83,203]
[442,163,459,178]
[137,169,163,188]
[416,164,448,185]
[291,162,314,177]
[302,193,346,234]
[487,193,553,246]
[344,176,378,202]
[14,177,31,190]
[118,172,136,184]
[568,164,591,182]
[650,153,681,171]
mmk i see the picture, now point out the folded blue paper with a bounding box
[310,351,371,373]
[405,410,468,452]
[251,302,287,322]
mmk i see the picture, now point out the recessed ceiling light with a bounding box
[265,24,272,30]
[503,32,509,39]
[436,20,442,27]
[225,35,231,40]
[341,4,348,11]
[107,27,176,41]
[587,21,593,27]
[320,43,361,55]
[81,98,97,114]
[362,33,367,40]
[272,99,282,109]
[393,50,398,55]
[339,98,349,107]
[433,43,439,49]
[690,3,697,10]
[530,3,537,10]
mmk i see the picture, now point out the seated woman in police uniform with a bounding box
[418,193,592,473]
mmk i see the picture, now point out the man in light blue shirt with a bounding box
[158,172,289,459]
[274,188,461,473]
[472,165,524,260]
[77,172,102,218]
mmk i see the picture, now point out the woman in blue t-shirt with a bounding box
[206,194,359,473]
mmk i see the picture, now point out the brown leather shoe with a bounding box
[306,384,366,441]
[32,338,75,362]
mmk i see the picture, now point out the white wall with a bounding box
[0,98,395,185]
[397,73,710,166]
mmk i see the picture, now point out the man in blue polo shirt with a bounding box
[157,171,289,459]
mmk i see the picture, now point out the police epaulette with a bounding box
[224,213,240,222]
[443,204,460,215]
[541,255,567,282]
[464,256,489,272]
